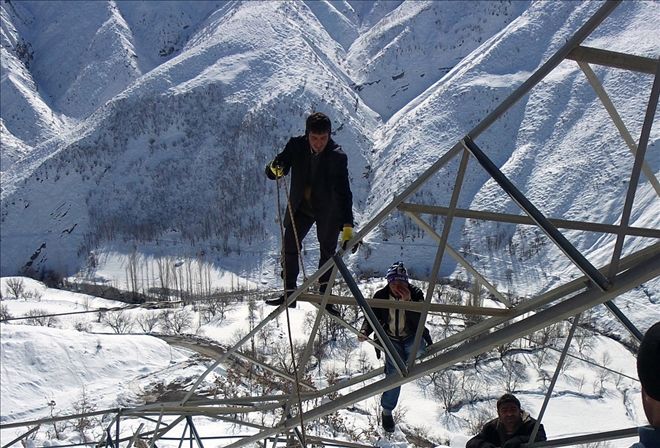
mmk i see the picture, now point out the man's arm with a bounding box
[358,289,389,340]
[358,321,373,340]
[466,420,498,448]
[265,138,296,180]
[331,151,354,226]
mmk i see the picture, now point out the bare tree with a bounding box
[25,309,58,327]
[5,278,25,299]
[23,289,42,301]
[156,257,171,299]
[74,320,92,332]
[72,387,99,443]
[596,352,612,395]
[160,308,192,334]
[136,313,160,333]
[574,327,594,355]
[206,296,229,322]
[357,349,371,373]
[461,372,483,404]
[501,356,526,393]
[432,369,463,412]
[45,400,66,440]
[101,311,134,334]
[466,406,493,435]
[125,251,140,299]
[0,304,12,321]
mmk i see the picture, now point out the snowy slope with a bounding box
[1,325,187,422]
[0,1,222,169]
[0,3,68,161]
[0,1,658,303]
[0,277,654,447]
[355,1,659,293]
[0,0,380,278]
[1,2,659,447]
[345,0,530,119]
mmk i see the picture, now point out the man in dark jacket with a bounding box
[631,321,660,448]
[466,393,547,448]
[264,112,354,316]
[357,261,433,433]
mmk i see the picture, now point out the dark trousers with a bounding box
[283,209,339,292]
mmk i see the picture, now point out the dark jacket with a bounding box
[266,135,353,229]
[466,412,546,448]
[359,283,433,346]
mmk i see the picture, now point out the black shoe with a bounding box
[381,412,395,433]
[325,304,340,317]
[265,294,296,308]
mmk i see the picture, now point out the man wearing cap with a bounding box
[357,261,433,433]
[632,321,660,448]
[466,393,546,448]
[264,112,356,316]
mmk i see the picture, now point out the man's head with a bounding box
[306,112,331,154]
[386,261,409,299]
[638,321,660,426]
[497,393,522,434]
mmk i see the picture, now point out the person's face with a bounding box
[389,280,409,299]
[308,131,329,153]
[641,387,660,426]
[497,403,522,433]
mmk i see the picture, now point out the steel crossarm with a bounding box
[409,148,471,370]
[462,135,611,291]
[299,293,509,316]
[566,46,658,74]
[397,203,660,238]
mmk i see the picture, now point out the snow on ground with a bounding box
[0,325,186,420]
[2,275,653,447]
[89,250,260,292]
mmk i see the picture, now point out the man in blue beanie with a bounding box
[632,321,660,448]
[357,261,433,433]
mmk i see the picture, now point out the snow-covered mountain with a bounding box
[1,0,658,303]
[1,2,659,444]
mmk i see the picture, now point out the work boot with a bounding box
[318,283,340,317]
[381,412,395,433]
[325,304,340,317]
[265,290,296,308]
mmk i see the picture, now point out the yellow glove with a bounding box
[268,161,284,179]
[341,226,354,252]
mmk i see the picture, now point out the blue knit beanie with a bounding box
[386,261,408,283]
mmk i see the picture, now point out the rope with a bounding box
[275,174,308,446]
[282,172,308,283]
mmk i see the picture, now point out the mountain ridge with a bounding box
[1,1,658,301]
